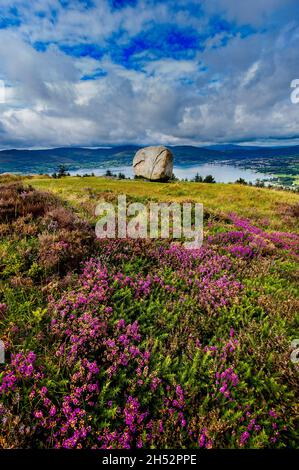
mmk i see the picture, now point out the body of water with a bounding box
[70,163,269,183]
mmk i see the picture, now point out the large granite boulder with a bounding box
[133,146,173,181]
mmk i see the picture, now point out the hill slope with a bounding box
[0,177,298,449]
[25,175,299,232]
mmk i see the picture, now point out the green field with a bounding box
[24,175,299,231]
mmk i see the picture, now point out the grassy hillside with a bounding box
[25,175,299,231]
[0,176,298,449]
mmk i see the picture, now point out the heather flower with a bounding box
[1,202,296,450]
[0,303,8,317]
[240,431,250,446]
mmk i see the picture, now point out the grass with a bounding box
[24,175,299,231]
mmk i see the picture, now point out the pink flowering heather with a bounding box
[0,185,296,449]
[0,351,37,394]
[229,213,299,257]
[0,303,8,317]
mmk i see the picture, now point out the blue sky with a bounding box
[0,0,299,148]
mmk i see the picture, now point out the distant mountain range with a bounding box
[0,145,298,182]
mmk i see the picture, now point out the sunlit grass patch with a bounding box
[24,175,299,231]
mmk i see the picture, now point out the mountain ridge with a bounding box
[0,145,298,180]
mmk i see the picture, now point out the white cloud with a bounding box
[202,0,297,26]
[241,61,261,87]
[0,1,299,147]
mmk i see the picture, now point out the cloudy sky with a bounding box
[0,0,299,148]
